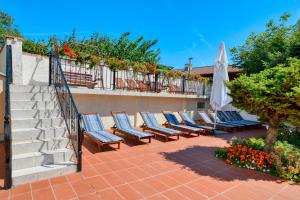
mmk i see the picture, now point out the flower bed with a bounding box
[215,137,300,182]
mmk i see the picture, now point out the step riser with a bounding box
[12,151,73,170]
[12,128,67,141]
[12,139,70,155]
[11,93,56,101]
[12,118,65,129]
[11,109,61,119]
[11,101,59,110]
[10,85,55,93]
[12,164,77,186]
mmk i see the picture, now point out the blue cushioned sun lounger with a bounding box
[207,111,246,128]
[81,113,124,150]
[140,112,182,141]
[111,111,154,143]
[197,111,240,132]
[162,111,204,136]
[225,111,261,126]
[178,111,214,133]
[217,111,256,126]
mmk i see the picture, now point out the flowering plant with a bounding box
[55,44,77,59]
[215,144,273,171]
[146,63,157,75]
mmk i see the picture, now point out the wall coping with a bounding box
[70,87,209,99]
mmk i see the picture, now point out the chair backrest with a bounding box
[82,113,105,132]
[225,111,238,121]
[163,112,180,125]
[217,111,231,121]
[231,111,243,120]
[140,112,160,127]
[112,113,133,130]
[198,111,213,124]
[208,111,222,123]
[179,112,195,126]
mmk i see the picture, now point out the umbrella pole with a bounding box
[213,109,217,130]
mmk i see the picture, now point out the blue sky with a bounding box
[1,0,300,68]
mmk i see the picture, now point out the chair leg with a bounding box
[149,137,151,143]
[97,143,101,151]
[177,135,179,140]
[117,142,120,149]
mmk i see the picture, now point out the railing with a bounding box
[49,52,82,172]
[58,57,210,96]
[4,45,12,189]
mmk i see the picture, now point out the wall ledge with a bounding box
[70,87,209,99]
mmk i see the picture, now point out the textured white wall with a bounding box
[73,93,204,129]
[0,75,6,141]
[22,52,49,85]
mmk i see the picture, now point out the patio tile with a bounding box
[10,184,31,196]
[52,182,77,200]
[102,172,126,187]
[115,170,139,183]
[98,188,124,200]
[175,185,207,200]
[146,194,169,200]
[93,163,113,174]
[82,166,99,178]
[30,179,50,191]
[187,180,219,198]
[65,173,84,183]
[143,177,169,193]
[115,184,142,200]
[32,187,55,200]
[129,180,158,197]
[11,192,32,200]
[85,176,110,191]
[79,192,101,200]
[49,176,68,186]
[70,180,95,197]
[162,190,189,200]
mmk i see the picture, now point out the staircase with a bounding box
[10,84,77,185]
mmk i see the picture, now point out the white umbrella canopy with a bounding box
[210,42,232,128]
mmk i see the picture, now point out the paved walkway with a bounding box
[1,128,299,200]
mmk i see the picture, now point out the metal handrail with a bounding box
[49,51,82,172]
[4,45,12,189]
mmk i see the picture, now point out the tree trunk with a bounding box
[264,114,280,152]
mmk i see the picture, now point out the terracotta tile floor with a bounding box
[1,128,300,200]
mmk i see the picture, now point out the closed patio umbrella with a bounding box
[210,42,232,130]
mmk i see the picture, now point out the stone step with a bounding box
[11,100,59,110]
[10,85,54,93]
[11,92,56,101]
[12,161,77,185]
[12,137,70,155]
[11,109,61,119]
[12,127,67,141]
[12,117,65,129]
[12,149,73,170]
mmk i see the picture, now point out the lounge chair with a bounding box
[116,78,126,89]
[111,111,154,143]
[225,111,261,126]
[217,111,257,127]
[126,79,138,90]
[140,112,182,141]
[162,111,204,136]
[207,111,246,129]
[136,80,150,92]
[197,111,239,132]
[178,111,214,134]
[81,113,124,150]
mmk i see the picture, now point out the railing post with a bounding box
[112,70,116,90]
[77,114,82,172]
[182,75,186,94]
[154,73,158,92]
[4,45,12,189]
[49,52,52,86]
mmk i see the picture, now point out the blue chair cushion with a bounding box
[148,126,181,135]
[88,131,123,143]
[113,113,133,130]
[82,114,105,132]
[163,112,180,125]
[122,129,153,138]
